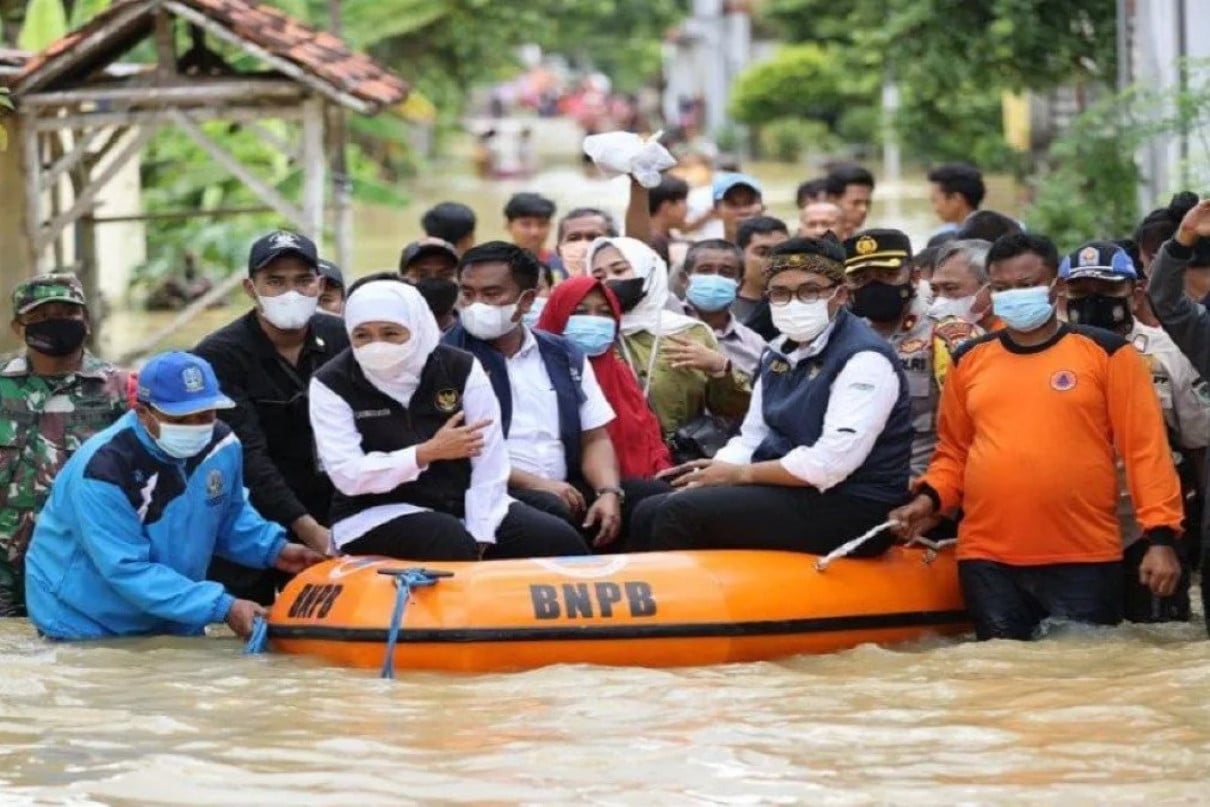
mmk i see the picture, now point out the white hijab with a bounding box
[344,279,441,406]
[589,236,699,337]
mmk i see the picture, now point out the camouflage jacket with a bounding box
[0,351,130,567]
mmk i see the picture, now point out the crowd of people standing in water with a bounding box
[4,144,1210,647]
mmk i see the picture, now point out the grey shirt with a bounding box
[1147,239,1210,379]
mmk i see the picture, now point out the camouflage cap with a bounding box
[11,274,87,316]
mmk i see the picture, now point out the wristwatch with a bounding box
[596,486,626,503]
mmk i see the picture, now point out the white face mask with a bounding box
[461,302,519,340]
[354,340,416,374]
[155,421,215,459]
[259,290,318,330]
[927,294,978,323]
[771,299,832,343]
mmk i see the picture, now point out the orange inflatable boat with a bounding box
[267,547,968,673]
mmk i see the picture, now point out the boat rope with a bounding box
[379,567,449,679]
[905,535,958,564]
[814,520,900,572]
[244,615,270,654]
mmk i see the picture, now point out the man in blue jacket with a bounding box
[24,351,325,641]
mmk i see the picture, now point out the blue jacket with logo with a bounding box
[25,411,286,640]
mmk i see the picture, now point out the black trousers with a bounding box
[628,484,895,556]
[1122,538,1192,623]
[509,478,672,551]
[343,501,591,561]
[958,559,1123,641]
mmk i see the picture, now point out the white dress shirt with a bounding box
[309,360,511,549]
[714,336,901,490]
[506,328,616,481]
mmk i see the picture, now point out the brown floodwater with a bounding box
[11,164,1208,805]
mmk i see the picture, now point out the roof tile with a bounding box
[15,0,408,110]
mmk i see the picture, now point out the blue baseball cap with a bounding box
[136,351,235,416]
[712,172,763,203]
[1059,241,1138,282]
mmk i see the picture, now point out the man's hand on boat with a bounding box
[583,494,621,548]
[659,459,746,490]
[226,599,267,639]
[417,412,492,465]
[536,480,587,518]
[888,494,936,542]
[273,544,328,574]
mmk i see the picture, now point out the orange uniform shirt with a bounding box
[921,324,1183,565]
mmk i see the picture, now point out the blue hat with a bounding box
[137,351,235,416]
[1059,241,1138,282]
[712,172,763,203]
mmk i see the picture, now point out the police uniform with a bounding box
[844,231,979,477]
[0,275,130,617]
[1059,241,1204,622]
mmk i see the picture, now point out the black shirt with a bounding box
[194,310,349,528]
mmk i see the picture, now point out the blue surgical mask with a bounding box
[686,274,739,313]
[991,284,1055,332]
[563,314,617,357]
[522,297,547,328]
[155,421,215,459]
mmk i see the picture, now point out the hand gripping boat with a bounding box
[267,547,969,673]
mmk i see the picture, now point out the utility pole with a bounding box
[328,0,352,269]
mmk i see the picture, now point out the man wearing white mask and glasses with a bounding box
[629,236,913,556]
[310,274,590,560]
[195,230,348,604]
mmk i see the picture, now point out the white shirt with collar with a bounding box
[310,359,511,550]
[506,328,616,482]
[714,321,901,490]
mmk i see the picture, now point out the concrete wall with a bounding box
[1131,0,1210,207]
[90,128,146,307]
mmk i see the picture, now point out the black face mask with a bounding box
[24,317,87,357]
[606,278,647,313]
[851,281,912,323]
[1066,294,1133,332]
[413,277,459,318]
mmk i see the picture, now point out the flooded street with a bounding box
[2,617,1209,804]
[10,163,1208,804]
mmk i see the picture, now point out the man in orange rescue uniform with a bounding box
[891,232,1184,640]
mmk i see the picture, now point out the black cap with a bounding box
[248,231,319,275]
[844,228,913,273]
[317,259,344,288]
[400,238,459,271]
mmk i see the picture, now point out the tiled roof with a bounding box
[14,0,407,112]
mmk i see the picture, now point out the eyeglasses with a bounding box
[767,284,838,306]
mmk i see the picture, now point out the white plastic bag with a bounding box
[582,131,677,188]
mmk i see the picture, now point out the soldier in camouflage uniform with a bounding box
[0,275,130,616]
[843,230,980,477]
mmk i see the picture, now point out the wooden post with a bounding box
[328,101,353,270]
[301,96,326,247]
[153,7,177,79]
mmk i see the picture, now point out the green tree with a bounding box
[749,0,1115,166]
[728,44,859,128]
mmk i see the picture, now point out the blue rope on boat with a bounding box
[244,615,270,655]
[379,568,447,679]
